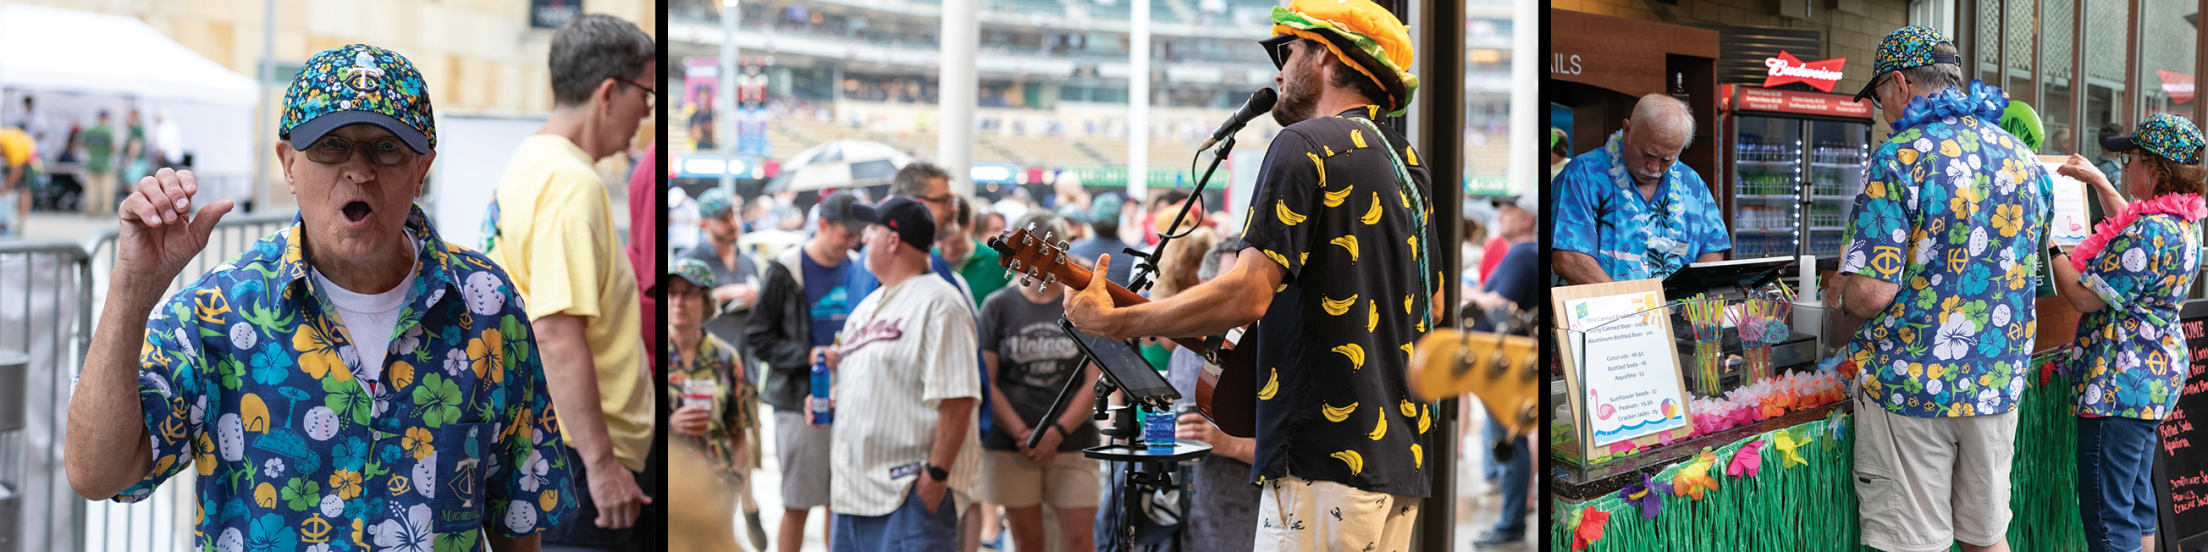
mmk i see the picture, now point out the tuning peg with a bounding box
[1026,222,1038,231]
[1011,259,1023,271]
[1042,274,1057,287]
[1023,233,1035,246]
[1021,276,1034,286]
[1058,241,1071,251]
[1055,253,1067,266]
[1004,269,1016,280]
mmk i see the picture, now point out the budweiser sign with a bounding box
[1763,51,1847,93]
[2159,70,2195,104]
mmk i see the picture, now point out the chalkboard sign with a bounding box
[2157,300,2208,551]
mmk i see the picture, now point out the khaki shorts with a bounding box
[980,450,1101,509]
[1254,474,1420,552]
[1852,390,2018,552]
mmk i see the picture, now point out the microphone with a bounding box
[1195,88,1278,152]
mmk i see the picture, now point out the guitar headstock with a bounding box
[986,223,1085,292]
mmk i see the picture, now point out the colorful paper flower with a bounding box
[1617,472,1672,520]
[1572,506,1613,551]
[1728,440,1766,478]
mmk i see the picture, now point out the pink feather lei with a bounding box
[2068,193,2207,272]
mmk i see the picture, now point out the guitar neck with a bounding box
[988,234,1216,353]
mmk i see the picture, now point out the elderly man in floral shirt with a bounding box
[1830,27,2051,552]
[65,44,575,552]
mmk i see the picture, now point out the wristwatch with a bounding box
[924,463,949,482]
[2048,245,2067,260]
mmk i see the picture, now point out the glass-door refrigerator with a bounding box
[1722,85,1875,260]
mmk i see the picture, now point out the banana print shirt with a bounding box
[1551,130,1733,281]
[1239,105,1434,498]
[101,205,577,551]
[1838,81,2051,419]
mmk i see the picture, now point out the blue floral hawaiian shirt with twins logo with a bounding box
[1839,80,2053,418]
[101,205,576,552]
[2065,195,2204,420]
[1551,130,1734,281]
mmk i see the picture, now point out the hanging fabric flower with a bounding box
[1616,472,1672,520]
[1673,451,1721,499]
[1773,428,1807,468]
[1572,506,1613,551]
[1728,440,1766,478]
[1825,410,1847,450]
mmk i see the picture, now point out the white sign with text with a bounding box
[1566,291,1689,446]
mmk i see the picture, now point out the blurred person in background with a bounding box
[121,109,148,186]
[0,125,33,236]
[745,191,866,552]
[679,187,763,359]
[977,212,1103,552]
[975,208,1007,241]
[669,186,702,251]
[151,109,183,168]
[81,109,117,216]
[2096,122,2127,189]
[628,143,661,368]
[1065,192,1132,288]
[1169,233,1262,552]
[668,258,768,550]
[1470,194,1538,550]
[1549,127,1570,177]
[939,194,1011,309]
[690,101,718,151]
[66,43,575,550]
[481,14,659,551]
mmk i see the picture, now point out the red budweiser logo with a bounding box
[1763,51,1847,93]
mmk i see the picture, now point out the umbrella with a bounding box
[763,139,914,193]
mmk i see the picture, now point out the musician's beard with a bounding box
[1271,73,1321,127]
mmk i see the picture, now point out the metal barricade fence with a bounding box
[3,212,295,552]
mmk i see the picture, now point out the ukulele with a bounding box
[986,225,1261,437]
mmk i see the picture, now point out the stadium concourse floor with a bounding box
[735,403,1519,551]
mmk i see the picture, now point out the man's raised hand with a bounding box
[115,168,232,292]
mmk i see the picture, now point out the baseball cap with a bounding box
[816,191,867,232]
[1091,192,1125,224]
[1852,26,1962,105]
[2102,113,2206,165]
[1262,0,1419,116]
[852,196,937,251]
[280,44,437,154]
[696,187,734,220]
[670,258,715,289]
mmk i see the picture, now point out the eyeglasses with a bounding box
[306,136,412,166]
[614,76,656,108]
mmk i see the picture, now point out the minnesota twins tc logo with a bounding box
[343,50,384,92]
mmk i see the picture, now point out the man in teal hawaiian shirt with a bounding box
[1832,26,2051,552]
[1552,93,1732,284]
[65,44,575,552]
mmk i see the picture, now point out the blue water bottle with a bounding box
[810,352,834,425]
[1143,406,1175,454]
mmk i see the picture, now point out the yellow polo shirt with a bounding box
[485,134,654,472]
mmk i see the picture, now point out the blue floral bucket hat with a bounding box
[279,44,437,153]
[2103,113,2206,165]
[1852,26,1963,105]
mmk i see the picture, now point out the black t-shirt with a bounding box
[976,287,1102,452]
[1239,106,1434,498]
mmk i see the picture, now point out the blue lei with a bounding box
[1886,79,2009,139]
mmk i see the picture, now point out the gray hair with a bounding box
[1198,234,1243,280]
[1630,94,1696,143]
[548,14,657,107]
[1010,211,1068,243]
[1894,41,1965,95]
[891,162,951,197]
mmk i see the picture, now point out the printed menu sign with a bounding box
[2041,159,2090,246]
[2157,300,2208,550]
[1565,290,1689,446]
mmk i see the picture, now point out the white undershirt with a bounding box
[309,238,418,387]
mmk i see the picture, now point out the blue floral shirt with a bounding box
[2065,199,2203,419]
[103,205,577,551]
[1551,130,1732,281]
[1840,81,2052,418]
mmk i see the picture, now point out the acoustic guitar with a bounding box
[985,225,1261,437]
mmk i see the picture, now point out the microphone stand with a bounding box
[1012,136,1237,549]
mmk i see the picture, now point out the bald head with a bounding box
[1619,94,1696,187]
